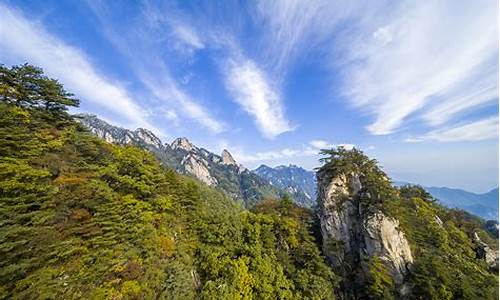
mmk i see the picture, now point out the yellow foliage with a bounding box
[159,235,176,258]
[54,174,89,186]
[121,280,141,298]
[70,208,91,221]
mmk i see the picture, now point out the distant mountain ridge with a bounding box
[253,164,316,207]
[254,164,498,220]
[394,181,499,220]
[77,114,282,207]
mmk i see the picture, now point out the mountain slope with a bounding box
[78,114,282,207]
[254,164,316,207]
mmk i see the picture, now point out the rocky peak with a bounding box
[221,149,237,166]
[134,128,162,148]
[171,137,196,152]
[317,149,413,298]
[76,114,134,144]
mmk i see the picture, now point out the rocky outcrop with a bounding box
[77,114,135,144]
[317,171,413,298]
[181,154,217,186]
[171,137,196,152]
[221,149,237,166]
[363,212,414,284]
[135,128,162,148]
[474,232,499,271]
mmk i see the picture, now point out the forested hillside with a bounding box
[0,64,336,299]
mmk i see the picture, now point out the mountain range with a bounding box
[78,114,283,207]
[425,186,498,220]
[395,182,499,220]
[79,114,498,220]
[253,164,316,207]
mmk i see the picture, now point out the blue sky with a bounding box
[0,0,498,193]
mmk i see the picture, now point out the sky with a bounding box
[0,0,498,193]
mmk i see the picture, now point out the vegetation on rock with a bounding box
[318,147,498,300]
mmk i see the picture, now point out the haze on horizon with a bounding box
[0,0,498,193]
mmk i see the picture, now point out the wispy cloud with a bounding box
[232,140,354,164]
[340,1,498,135]
[254,0,357,74]
[141,74,225,133]
[255,0,498,138]
[0,3,154,130]
[171,24,204,52]
[408,117,498,142]
[86,1,225,133]
[309,140,334,149]
[421,66,498,126]
[224,57,294,139]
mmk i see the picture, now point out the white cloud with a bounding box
[254,0,358,74]
[255,0,498,138]
[339,1,498,135]
[232,140,354,164]
[0,3,153,130]
[163,109,180,126]
[224,58,294,139]
[140,75,225,133]
[372,26,393,45]
[172,24,204,50]
[85,1,225,133]
[422,67,498,126]
[409,117,499,142]
[233,147,314,163]
[309,140,334,149]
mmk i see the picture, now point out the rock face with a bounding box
[221,149,237,166]
[171,137,196,152]
[135,128,162,148]
[317,172,413,298]
[181,154,217,186]
[363,212,414,284]
[77,114,281,206]
[474,232,499,271]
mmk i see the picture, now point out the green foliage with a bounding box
[398,184,436,203]
[0,65,338,299]
[318,147,398,216]
[0,64,78,123]
[366,257,395,300]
